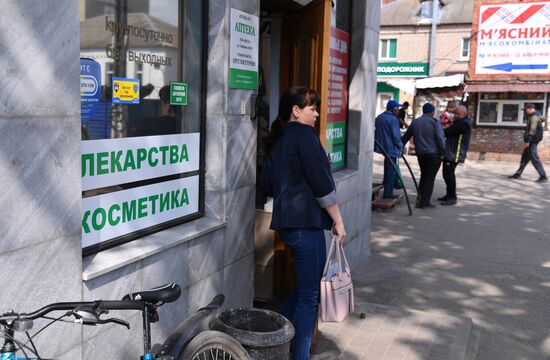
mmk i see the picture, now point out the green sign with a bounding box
[326,122,346,146]
[326,144,345,170]
[377,62,428,77]
[170,82,187,105]
[229,69,258,90]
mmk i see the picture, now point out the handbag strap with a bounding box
[322,235,338,276]
[339,241,351,274]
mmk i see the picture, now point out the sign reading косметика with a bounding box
[475,1,550,75]
[82,176,199,248]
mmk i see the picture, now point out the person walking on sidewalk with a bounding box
[438,105,472,205]
[509,103,547,183]
[375,100,404,199]
[260,86,346,360]
[402,103,446,209]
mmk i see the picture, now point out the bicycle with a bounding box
[0,283,251,359]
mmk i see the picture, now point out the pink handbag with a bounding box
[320,236,354,322]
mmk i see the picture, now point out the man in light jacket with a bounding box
[375,100,404,199]
[508,103,547,183]
[402,103,445,209]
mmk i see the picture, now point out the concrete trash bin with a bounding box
[209,308,294,360]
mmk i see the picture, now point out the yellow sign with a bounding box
[112,77,140,104]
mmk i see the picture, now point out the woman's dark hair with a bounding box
[264,86,320,153]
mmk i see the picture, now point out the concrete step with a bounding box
[312,301,474,360]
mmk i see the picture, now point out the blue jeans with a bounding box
[279,228,327,360]
[383,156,398,198]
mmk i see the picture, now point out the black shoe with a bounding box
[535,177,548,183]
[415,203,423,209]
[418,203,436,209]
[437,195,449,201]
[508,174,521,179]
[440,198,457,206]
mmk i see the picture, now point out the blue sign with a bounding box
[80,58,101,126]
[483,62,549,73]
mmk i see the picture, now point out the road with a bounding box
[354,156,550,360]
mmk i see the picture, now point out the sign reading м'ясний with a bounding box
[475,1,550,75]
[377,62,428,77]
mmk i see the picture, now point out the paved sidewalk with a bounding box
[313,300,472,360]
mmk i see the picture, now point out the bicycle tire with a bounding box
[178,330,251,360]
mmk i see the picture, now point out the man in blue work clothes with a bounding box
[375,100,404,199]
[402,103,445,209]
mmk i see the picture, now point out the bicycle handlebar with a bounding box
[0,300,146,323]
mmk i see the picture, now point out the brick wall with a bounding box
[469,127,550,163]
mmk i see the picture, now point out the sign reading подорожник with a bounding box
[475,1,550,75]
[229,8,259,89]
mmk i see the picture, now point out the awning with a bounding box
[383,74,465,95]
[386,79,416,95]
[465,83,550,93]
[415,74,464,89]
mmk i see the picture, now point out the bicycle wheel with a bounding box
[178,330,251,360]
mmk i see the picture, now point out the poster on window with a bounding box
[82,176,199,248]
[475,1,550,75]
[229,8,259,89]
[326,27,349,170]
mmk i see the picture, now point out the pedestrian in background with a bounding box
[375,100,404,199]
[509,103,547,183]
[398,101,410,129]
[260,86,346,360]
[438,105,472,205]
[402,103,446,209]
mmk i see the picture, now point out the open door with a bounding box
[279,0,332,141]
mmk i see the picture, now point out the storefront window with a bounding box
[477,93,546,126]
[80,0,205,254]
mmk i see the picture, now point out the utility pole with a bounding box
[428,0,439,76]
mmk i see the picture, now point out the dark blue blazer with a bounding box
[260,122,337,230]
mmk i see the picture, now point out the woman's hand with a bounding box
[332,221,346,243]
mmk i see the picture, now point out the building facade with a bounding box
[377,0,473,117]
[0,0,380,358]
[466,0,550,162]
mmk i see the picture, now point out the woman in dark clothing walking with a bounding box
[260,86,346,360]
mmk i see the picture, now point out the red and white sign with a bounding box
[327,27,349,123]
[475,1,550,75]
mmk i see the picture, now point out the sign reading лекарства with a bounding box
[475,1,550,75]
[229,8,259,89]
[81,134,200,191]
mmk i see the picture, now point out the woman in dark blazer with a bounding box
[260,86,346,360]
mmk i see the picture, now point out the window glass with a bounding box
[379,39,397,59]
[80,0,204,254]
[461,38,470,59]
[502,104,519,122]
[479,102,498,123]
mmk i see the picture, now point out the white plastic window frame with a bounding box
[477,99,546,126]
[379,38,397,60]
[459,37,470,62]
